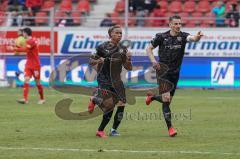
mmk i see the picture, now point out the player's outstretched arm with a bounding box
[89,55,104,66]
[146,44,160,70]
[14,46,27,53]
[187,31,204,42]
[6,46,27,55]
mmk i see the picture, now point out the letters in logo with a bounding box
[60,34,103,54]
[211,61,234,86]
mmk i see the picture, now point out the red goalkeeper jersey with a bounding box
[16,37,41,69]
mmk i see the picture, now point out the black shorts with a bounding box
[98,81,126,103]
[156,72,180,96]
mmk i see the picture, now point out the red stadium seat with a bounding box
[151,8,166,27]
[191,12,203,26]
[110,12,120,25]
[197,1,210,13]
[35,11,48,25]
[169,1,182,13]
[41,1,55,11]
[199,23,209,27]
[117,14,136,27]
[145,13,157,27]
[0,0,8,11]
[185,21,196,27]
[76,0,91,14]
[156,0,168,2]
[0,11,5,26]
[158,1,168,13]
[54,11,64,24]
[178,12,189,18]
[127,12,136,26]
[71,11,82,25]
[227,0,237,3]
[203,12,215,27]
[119,18,136,27]
[144,12,155,27]
[178,12,189,26]
[114,0,125,13]
[59,0,72,12]
[166,12,175,19]
[184,1,196,13]
[145,12,165,27]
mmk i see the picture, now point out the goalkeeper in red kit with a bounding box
[8,28,45,104]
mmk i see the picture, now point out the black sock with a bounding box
[151,95,163,103]
[98,110,113,131]
[112,106,125,130]
[162,102,172,129]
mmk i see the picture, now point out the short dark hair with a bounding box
[108,25,121,37]
[23,27,32,36]
[169,15,181,22]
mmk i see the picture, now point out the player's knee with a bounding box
[24,77,30,83]
[24,80,29,84]
[162,93,171,103]
[116,101,125,107]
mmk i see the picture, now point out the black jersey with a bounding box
[91,41,129,85]
[151,30,190,74]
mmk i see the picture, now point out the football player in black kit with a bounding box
[88,25,132,138]
[146,15,203,137]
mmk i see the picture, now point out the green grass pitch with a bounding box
[0,88,240,159]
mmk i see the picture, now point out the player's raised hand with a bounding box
[196,31,204,41]
[6,45,15,51]
[6,46,20,56]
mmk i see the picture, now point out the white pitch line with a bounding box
[0,146,239,156]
